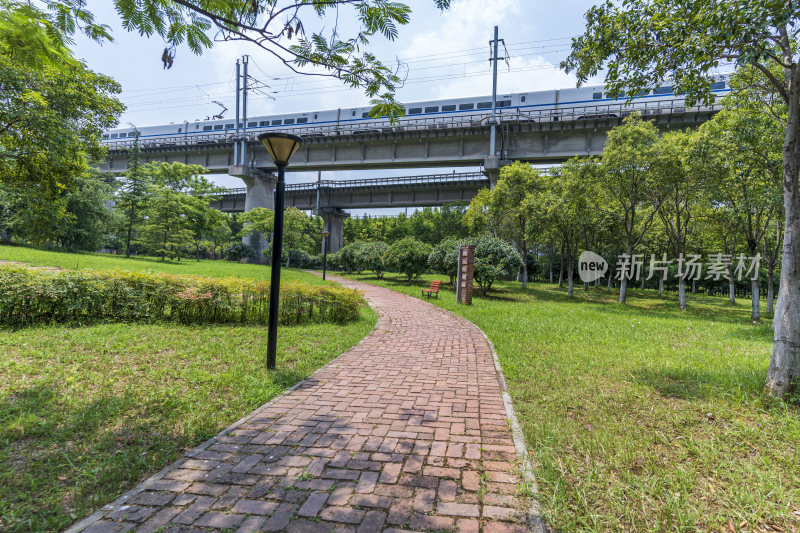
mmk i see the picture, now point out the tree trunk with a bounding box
[640,275,645,290]
[558,243,564,288]
[766,72,800,397]
[522,245,528,289]
[549,249,554,284]
[729,270,736,305]
[691,278,697,294]
[678,278,687,311]
[619,277,628,303]
[751,279,761,322]
[767,268,775,315]
[658,277,664,297]
[567,253,574,298]
[607,271,612,292]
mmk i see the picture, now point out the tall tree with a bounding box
[598,113,661,303]
[562,0,800,397]
[116,134,149,257]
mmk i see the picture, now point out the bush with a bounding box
[0,265,362,327]
[337,241,368,273]
[359,241,389,278]
[223,242,256,262]
[383,237,432,283]
[286,248,313,269]
[428,235,523,294]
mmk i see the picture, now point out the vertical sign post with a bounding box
[457,245,475,305]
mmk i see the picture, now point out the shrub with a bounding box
[223,242,256,262]
[286,248,313,269]
[383,237,432,283]
[358,241,389,278]
[337,241,368,273]
[428,235,523,294]
[0,265,362,327]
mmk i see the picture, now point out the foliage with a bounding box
[222,242,257,262]
[382,237,432,283]
[0,264,362,327]
[337,241,369,274]
[0,14,123,190]
[10,0,452,119]
[343,203,469,246]
[358,240,389,278]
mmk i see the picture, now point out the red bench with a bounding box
[421,280,443,299]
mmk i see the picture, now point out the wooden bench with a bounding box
[421,280,443,299]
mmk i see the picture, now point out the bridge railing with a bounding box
[209,172,491,197]
[105,98,719,151]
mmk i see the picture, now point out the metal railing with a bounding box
[104,98,720,152]
[209,171,490,197]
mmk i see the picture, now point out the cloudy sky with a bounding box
[73,0,601,205]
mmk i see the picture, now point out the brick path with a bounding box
[69,276,536,533]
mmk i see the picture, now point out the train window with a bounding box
[110,133,118,138]
[102,134,109,139]
[313,113,318,119]
[408,107,422,115]
[618,90,626,98]
[442,105,456,112]
[297,117,308,124]
[214,125,223,130]
[425,106,439,113]
[259,121,268,127]
[477,102,492,109]
[497,100,511,107]
[713,81,726,90]
[195,124,200,130]
[459,103,475,111]
[225,123,234,129]
[362,112,370,118]
[203,125,213,131]
[351,110,356,117]
[654,86,672,95]
[248,121,258,127]
[119,132,128,138]
[284,118,295,125]
[593,92,603,100]
[636,89,650,97]
[521,95,526,103]
[178,128,182,133]
[271,120,282,126]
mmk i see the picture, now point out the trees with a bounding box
[598,113,661,303]
[382,237,432,283]
[116,136,150,257]
[543,159,598,297]
[11,0,451,119]
[562,0,800,397]
[427,236,523,295]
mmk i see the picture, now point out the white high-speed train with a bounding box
[102,79,729,143]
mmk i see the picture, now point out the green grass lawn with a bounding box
[0,247,377,532]
[342,272,800,533]
[0,244,326,285]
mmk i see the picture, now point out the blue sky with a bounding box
[73,0,601,205]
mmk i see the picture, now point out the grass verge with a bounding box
[0,244,325,285]
[341,272,800,532]
[0,248,377,532]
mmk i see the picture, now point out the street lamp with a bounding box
[258,132,303,370]
[322,229,331,280]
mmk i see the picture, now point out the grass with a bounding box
[342,272,800,532]
[0,247,377,532]
[0,244,327,285]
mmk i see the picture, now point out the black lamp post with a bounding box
[258,132,303,370]
[322,229,330,280]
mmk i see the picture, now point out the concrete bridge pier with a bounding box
[316,207,350,254]
[230,165,276,264]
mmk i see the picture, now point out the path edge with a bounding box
[476,325,548,533]
[65,301,381,533]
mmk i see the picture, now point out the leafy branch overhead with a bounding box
[36,0,451,117]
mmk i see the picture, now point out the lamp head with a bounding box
[322,231,331,238]
[258,132,303,167]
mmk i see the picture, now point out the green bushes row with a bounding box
[0,265,362,327]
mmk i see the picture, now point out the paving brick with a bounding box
[462,470,480,492]
[319,506,366,524]
[297,491,329,517]
[409,513,455,531]
[232,499,279,515]
[195,511,245,528]
[355,471,379,493]
[438,479,457,502]
[261,503,295,531]
[436,502,480,517]
[456,518,480,532]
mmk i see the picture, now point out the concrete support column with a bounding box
[230,165,276,264]
[484,156,501,189]
[316,208,350,253]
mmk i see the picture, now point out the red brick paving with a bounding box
[69,276,533,532]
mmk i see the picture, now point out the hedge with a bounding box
[0,265,362,327]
